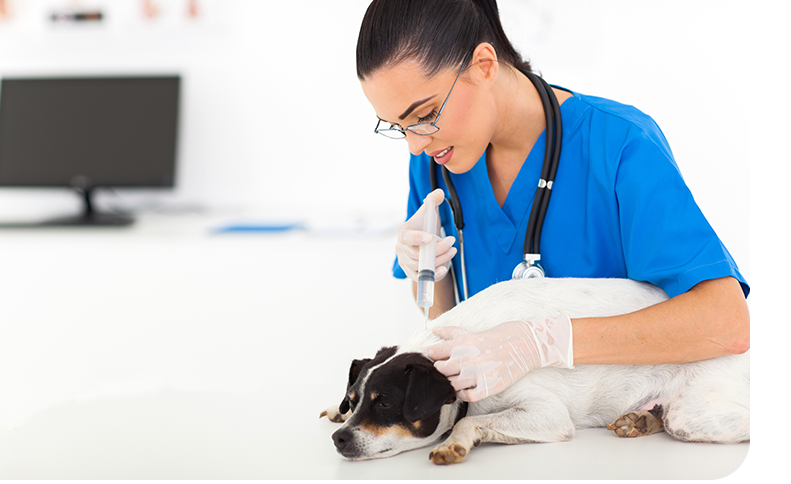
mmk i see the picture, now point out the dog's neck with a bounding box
[454,401,469,425]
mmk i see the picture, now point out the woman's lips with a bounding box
[429,146,454,165]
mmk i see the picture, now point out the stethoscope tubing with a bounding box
[430,70,563,303]
[522,71,562,257]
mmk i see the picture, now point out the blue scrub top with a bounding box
[392,90,749,300]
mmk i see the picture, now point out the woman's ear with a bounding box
[471,42,499,84]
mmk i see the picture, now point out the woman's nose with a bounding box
[406,131,432,156]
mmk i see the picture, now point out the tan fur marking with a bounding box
[361,422,422,438]
[370,392,378,401]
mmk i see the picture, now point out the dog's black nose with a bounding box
[332,428,352,451]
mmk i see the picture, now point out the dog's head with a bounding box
[331,346,459,460]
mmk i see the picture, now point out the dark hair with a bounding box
[356,0,532,80]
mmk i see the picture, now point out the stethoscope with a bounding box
[430,69,563,303]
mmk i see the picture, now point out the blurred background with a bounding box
[0,0,783,479]
[0,0,759,249]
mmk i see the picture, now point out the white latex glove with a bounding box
[395,188,457,282]
[427,315,574,402]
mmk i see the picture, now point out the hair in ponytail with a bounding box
[356,0,532,80]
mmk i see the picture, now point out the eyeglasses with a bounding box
[374,53,471,139]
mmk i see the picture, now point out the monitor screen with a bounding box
[0,76,179,188]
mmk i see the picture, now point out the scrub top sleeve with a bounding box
[392,156,427,279]
[615,129,748,299]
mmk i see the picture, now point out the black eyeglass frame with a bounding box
[374,52,472,139]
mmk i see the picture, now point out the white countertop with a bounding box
[0,213,763,479]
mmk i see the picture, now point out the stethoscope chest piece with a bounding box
[512,254,545,279]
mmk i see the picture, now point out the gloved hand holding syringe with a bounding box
[394,189,457,325]
[416,196,438,322]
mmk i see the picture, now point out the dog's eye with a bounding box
[377,401,392,409]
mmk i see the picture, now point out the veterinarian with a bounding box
[357,0,749,402]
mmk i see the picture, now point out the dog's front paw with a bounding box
[607,410,664,438]
[429,442,472,465]
[319,404,349,423]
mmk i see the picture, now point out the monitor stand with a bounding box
[0,187,134,227]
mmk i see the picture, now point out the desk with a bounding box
[0,213,750,479]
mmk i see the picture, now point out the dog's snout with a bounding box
[332,428,353,451]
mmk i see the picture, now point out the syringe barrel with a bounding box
[416,270,435,309]
[417,242,436,309]
[417,235,437,272]
[417,196,438,309]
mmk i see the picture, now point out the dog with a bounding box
[320,278,750,464]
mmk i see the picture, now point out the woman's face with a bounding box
[360,59,497,174]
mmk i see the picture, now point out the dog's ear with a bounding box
[339,358,370,414]
[403,362,457,423]
[346,358,371,390]
[339,397,350,415]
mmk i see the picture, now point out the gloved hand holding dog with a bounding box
[427,315,574,402]
[395,188,456,283]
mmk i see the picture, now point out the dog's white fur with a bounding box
[333,278,749,462]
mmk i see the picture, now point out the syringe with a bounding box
[416,196,438,324]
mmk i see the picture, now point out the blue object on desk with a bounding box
[212,222,305,234]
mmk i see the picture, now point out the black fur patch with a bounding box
[345,351,457,439]
[339,346,397,414]
[648,404,664,419]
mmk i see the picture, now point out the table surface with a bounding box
[0,213,755,480]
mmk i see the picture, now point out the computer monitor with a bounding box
[0,75,180,226]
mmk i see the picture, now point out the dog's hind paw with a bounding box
[607,408,664,438]
[429,443,471,465]
[319,404,349,423]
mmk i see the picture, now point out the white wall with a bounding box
[0,0,777,279]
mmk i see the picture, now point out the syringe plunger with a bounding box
[416,269,435,309]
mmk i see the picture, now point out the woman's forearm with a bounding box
[571,276,749,365]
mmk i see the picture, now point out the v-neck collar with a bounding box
[471,133,547,254]
[468,90,581,254]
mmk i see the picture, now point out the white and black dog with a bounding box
[320,278,749,464]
